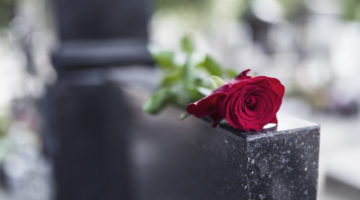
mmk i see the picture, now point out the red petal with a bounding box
[187,93,226,118]
[210,112,224,127]
[270,116,278,124]
[266,77,285,99]
[235,69,252,81]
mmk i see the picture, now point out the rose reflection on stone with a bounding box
[187,69,285,131]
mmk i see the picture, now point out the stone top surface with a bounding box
[218,112,320,140]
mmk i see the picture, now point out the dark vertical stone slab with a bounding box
[45,0,152,199]
[129,93,320,200]
[49,0,152,72]
[46,71,134,200]
[43,65,320,200]
[51,0,149,41]
[243,120,320,200]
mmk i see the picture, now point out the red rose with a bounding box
[186,69,285,131]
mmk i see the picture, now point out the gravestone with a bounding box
[126,91,320,200]
[46,74,133,200]
[45,65,320,200]
[44,0,320,199]
[50,0,152,72]
[51,0,149,41]
[45,0,152,200]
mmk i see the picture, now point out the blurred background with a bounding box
[0,0,360,199]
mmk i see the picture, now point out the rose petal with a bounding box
[187,93,226,118]
[209,112,224,127]
[187,70,285,131]
[270,116,278,124]
[235,69,252,81]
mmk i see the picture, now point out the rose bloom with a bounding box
[187,69,285,131]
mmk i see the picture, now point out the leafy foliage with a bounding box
[154,0,210,13]
[143,36,237,115]
[341,0,360,21]
[0,115,9,139]
[0,0,15,28]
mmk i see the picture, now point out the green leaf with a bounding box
[0,115,9,139]
[197,55,222,76]
[225,68,238,78]
[178,112,189,120]
[160,69,182,86]
[180,35,195,54]
[197,87,212,96]
[182,55,194,91]
[210,75,225,89]
[173,86,192,106]
[152,51,176,70]
[182,55,202,100]
[142,88,176,114]
[144,35,240,116]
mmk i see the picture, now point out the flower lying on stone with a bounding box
[143,36,285,131]
[187,69,285,131]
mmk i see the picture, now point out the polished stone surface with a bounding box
[43,66,320,200]
[129,92,320,200]
[51,0,152,72]
[243,115,320,200]
[46,80,133,200]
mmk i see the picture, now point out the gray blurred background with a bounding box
[0,0,360,199]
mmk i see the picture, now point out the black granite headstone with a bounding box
[45,0,152,199]
[51,0,149,41]
[128,94,320,200]
[45,70,134,200]
[50,0,153,72]
[44,65,320,200]
[44,0,320,199]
